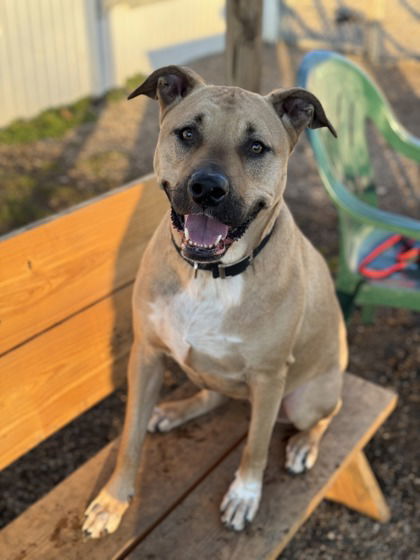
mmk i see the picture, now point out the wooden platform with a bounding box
[1,374,396,560]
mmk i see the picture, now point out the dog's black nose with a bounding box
[188,170,229,207]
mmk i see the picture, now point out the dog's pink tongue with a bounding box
[185,214,229,246]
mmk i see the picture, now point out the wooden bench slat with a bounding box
[1,391,249,560]
[0,176,165,355]
[127,374,396,560]
[0,285,133,470]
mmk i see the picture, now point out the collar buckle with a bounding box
[217,264,226,279]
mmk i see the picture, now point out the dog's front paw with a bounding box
[82,488,130,539]
[285,432,319,474]
[220,474,262,531]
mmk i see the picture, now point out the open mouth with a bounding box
[171,203,265,263]
[172,212,233,262]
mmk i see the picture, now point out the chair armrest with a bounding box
[312,138,420,240]
[380,115,420,163]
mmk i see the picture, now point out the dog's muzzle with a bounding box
[170,205,266,264]
[167,167,266,263]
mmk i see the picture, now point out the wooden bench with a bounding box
[0,176,397,559]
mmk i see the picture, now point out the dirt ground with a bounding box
[1,44,419,559]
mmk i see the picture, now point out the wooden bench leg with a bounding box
[324,450,390,522]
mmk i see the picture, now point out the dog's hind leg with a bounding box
[283,369,343,474]
[285,398,342,474]
[147,389,228,433]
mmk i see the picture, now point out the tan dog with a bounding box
[83,66,348,537]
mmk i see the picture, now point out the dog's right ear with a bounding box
[127,66,205,115]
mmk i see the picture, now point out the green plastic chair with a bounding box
[298,51,420,319]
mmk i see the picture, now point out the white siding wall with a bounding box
[109,0,225,84]
[0,0,226,127]
[0,0,416,127]
[0,0,98,126]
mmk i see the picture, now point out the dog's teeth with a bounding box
[185,227,190,241]
[188,240,218,249]
[215,235,222,245]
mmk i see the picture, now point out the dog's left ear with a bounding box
[267,87,336,149]
[127,65,205,116]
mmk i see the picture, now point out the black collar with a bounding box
[171,221,277,279]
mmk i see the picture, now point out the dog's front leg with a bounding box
[83,340,164,538]
[221,371,286,531]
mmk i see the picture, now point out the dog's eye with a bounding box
[178,127,195,143]
[251,141,264,154]
[245,140,269,158]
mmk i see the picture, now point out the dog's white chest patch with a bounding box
[149,274,244,366]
